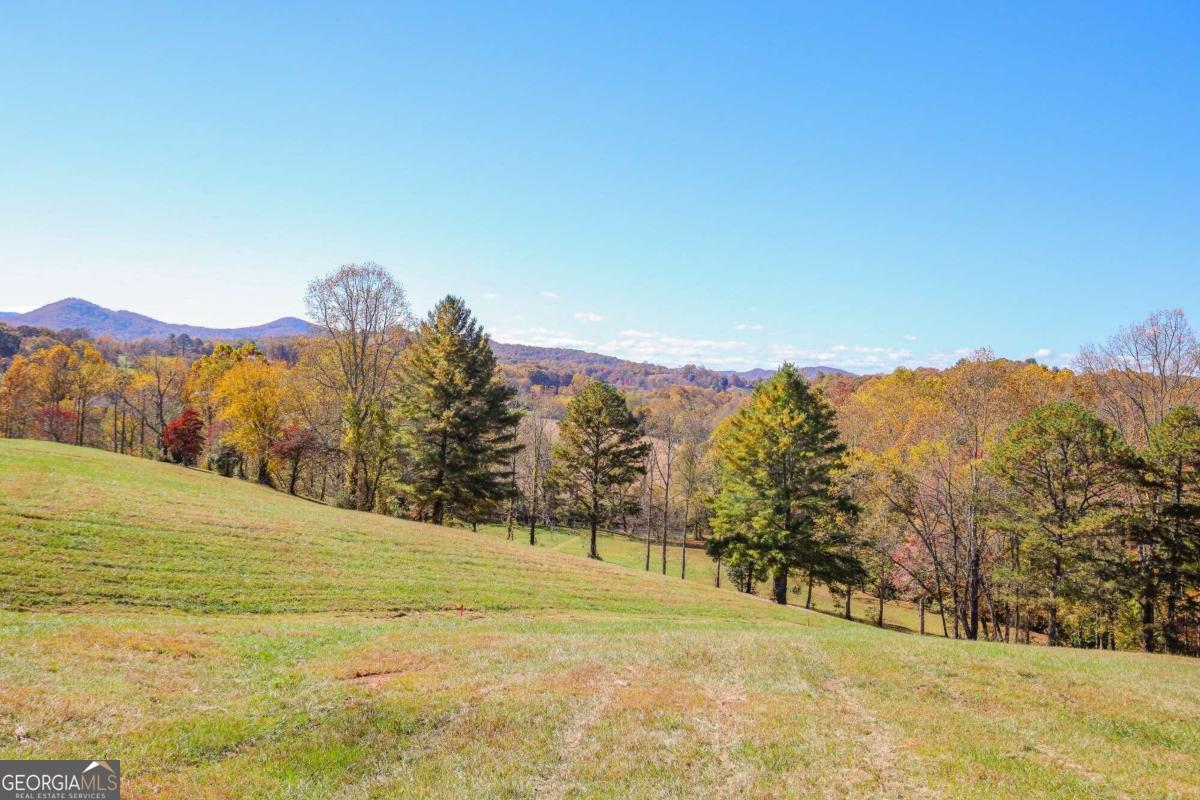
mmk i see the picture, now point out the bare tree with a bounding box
[648,405,680,575]
[516,410,552,545]
[132,354,186,458]
[1077,308,1200,447]
[304,263,411,510]
[675,409,712,580]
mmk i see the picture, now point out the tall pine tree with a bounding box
[550,381,649,560]
[1143,405,1200,653]
[708,364,854,605]
[398,296,519,525]
[987,403,1131,646]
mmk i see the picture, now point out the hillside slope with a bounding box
[1,440,1199,799]
[2,298,316,340]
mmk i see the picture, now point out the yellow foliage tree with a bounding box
[213,359,286,484]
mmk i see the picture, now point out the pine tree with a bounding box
[550,381,649,559]
[1143,405,1200,653]
[398,296,519,525]
[987,402,1132,646]
[707,364,854,605]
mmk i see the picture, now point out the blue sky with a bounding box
[2,3,1197,372]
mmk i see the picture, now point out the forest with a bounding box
[2,263,1199,656]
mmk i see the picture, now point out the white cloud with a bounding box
[903,334,918,341]
[734,323,764,331]
[539,291,560,301]
[926,348,977,367]
[488,319,1025,374]
[491,327,593,349]
[604,330,750,366]
[1032,347,1052,359]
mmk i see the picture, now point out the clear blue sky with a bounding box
[2,3,1197,372]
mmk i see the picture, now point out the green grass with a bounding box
[2,440,1199,799]
[475,522,931,634]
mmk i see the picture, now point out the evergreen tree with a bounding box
[707,364,854,605]
[398,296,519,525]
[1143,405,1200,653]
[987,403,1132,646]
[550,381,649,559]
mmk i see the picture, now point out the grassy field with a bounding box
[474,522,932,634]
[2,440,1199,798]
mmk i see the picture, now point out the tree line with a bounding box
[2,265,1199,656]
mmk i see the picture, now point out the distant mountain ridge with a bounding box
[1,298,317,341]
[719,366,852,381]
[488,341,854,387]
[4,298,855,380]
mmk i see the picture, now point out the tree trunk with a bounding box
[257,455,271,486]
[805,573,814,609]
[529,487,538,546]
[680,497,689,580]
[844,585,852,620]
[967,549,981,640]
[588,495,600,560]
[644,503,652,571]
[919,597,926,635]
[772,569,788,605]
[1048,555,1062,647]
[1141,579,1157,653]
[431,429,448,524]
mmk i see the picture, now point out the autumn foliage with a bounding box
[163,407,205,465]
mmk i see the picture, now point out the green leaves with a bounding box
[708,364,855,598]
[397,296,519,524]
[549,381,649,557]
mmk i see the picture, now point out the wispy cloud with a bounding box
[734,323,764,331]
[539,291,560,301]
[492,319,1009,374]
[1032,347,1052,359]
[480,292,497,301]
[603,330,750,366]
[926,347,975,367]
[491,326,593,349]
[903,334,918,341]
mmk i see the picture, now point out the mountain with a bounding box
[1,298,317,341]
[489,342,634,368]
[490,340,857,391]
[4,298,855,381]
[721,366,854,382]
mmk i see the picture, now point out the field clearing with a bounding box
[2,439,1199,799]
[476,522,931,634]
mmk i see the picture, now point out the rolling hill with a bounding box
[1,298,316,341]
[2,439,1198,798]
[4,298,854,384]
